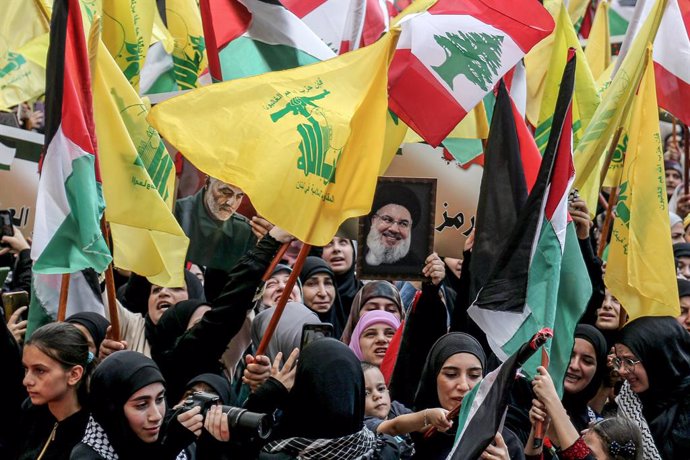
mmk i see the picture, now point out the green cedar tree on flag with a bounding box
[199,0,335,82]
[31,0,111,276]
[388,0,555,147]
[468,52,591,397]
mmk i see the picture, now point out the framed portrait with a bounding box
[357,177,437,281]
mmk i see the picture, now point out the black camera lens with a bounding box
[224,406,272,440]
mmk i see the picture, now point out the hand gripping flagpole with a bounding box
[531,328,554,449]
[255,242,311,356]
[424,328,553,440]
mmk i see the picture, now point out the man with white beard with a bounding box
[364,185,422,267]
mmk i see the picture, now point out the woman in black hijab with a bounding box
[561,324,609,432]
[298,257,347,337]
[259,338,377,459]
[321,236,363,316]
[615,316,690,460]
[412,333,524,460]
[66,312,110,355]
[71,351,201,460]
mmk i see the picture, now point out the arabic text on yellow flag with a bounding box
[573,0,666,199]
[94,41,189,287]
[102,0,155,91]
[165,0,208,90]
[585,0,611,80]
[605,48,679,322]
[0,0,50,109]
[149,32,399,246]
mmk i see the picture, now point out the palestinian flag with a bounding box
[468,52,591,396]
[31,0,111,275]
[448,332,547,459]
[388,0,554,147]
[199,0,335,82]
[469,80,541,303]
[281,0,366,54]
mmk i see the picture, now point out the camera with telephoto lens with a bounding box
[182,391,273,440]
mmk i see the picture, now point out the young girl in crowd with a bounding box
[363,363,450,458]
[9,322,93,460]
[341,281,404,345]
[349,310,401,366]
[71,351,202,459]
[411,332,524,460]
[527,366,643,460]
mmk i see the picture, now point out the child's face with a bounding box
[364,367,391,419]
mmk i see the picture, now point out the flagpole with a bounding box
[256,242,311,356]
[532,347,551,449]
[100,217,121,341]
[261,241,291,281]
[597,188,618,258]
[57,274,70,321]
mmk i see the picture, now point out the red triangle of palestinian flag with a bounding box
[31,0,111,274]
[389,0,554,147]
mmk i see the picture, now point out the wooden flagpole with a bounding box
[256,242,311,356]
[261,241,291,281]
[56,274,71,321]
[100,217,121,341]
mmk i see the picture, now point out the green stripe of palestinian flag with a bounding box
[218,0,335,81]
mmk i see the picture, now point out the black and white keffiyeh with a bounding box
[81,416,188,460]
[616,381,662,460]
[262,427,376,459]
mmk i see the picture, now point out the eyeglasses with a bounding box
[373,214,411,229]
[612,357,641,372]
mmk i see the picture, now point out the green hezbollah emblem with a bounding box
[270,90,343,185]
[615,181,631,228]
[432,31,504,91]
[0,52,27,79]
[612,134,628,164]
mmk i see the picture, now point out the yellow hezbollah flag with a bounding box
[0,0,50,109]
[166,0,208,90]
[149,32,398,246]
[585,0,611,80]
[573,0,665,203]
[534,2,599,155]
[102,0,155,91]
[94,41,188,287]
[605,47,679,322]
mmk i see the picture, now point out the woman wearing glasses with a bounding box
[614,316,690,460]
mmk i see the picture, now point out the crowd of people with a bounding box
[2,149,690,459]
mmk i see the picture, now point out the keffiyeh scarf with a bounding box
[81,416,188,460]
[262,427,376,459]
[616,381,662,460]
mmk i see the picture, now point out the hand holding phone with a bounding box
[300,323,334,350]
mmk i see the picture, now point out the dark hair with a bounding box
[26,322,94,403]
[591,417,643,460]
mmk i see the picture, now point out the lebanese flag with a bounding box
[388,0,554,147]
[281,0,366,54]
[619,0,690,124]
[360,0,390,47]
[199,0,334,82]
[31,0,111,274]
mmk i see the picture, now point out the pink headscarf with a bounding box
[348,310,401,360]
